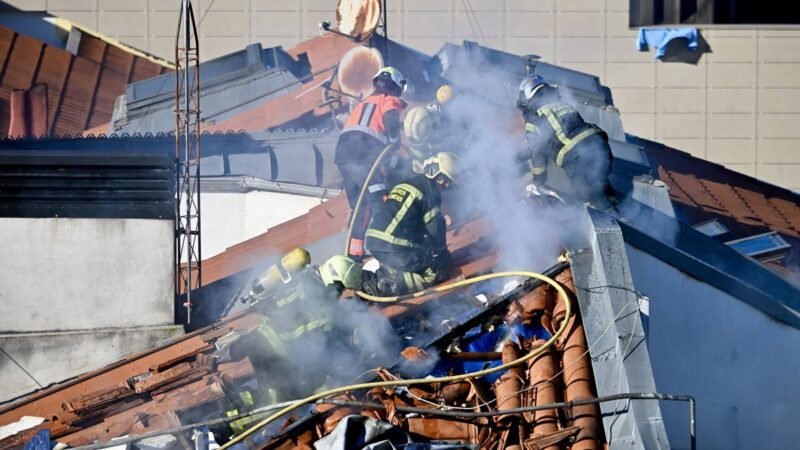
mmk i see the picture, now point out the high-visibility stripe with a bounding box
[340,124,388,144]
[359,102,376,127]
[423,206,440,224]
[537,103,570,147]
[385,183,423,235]
[368,183,386,193]
[536,102,602,167]
[279,317,332,340]
[366,229,414,247]
[525,122,539,133]
[531,165,547,176]
[555,127,601,166]
[257,320,288,357]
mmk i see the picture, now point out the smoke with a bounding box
[438,50,594,272]
[233,272,402,403]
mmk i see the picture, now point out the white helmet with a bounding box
[373,66,407,96]
[517,74,548,111]
[404,105,441,148]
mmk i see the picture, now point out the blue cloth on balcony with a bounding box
[637,28,699,59]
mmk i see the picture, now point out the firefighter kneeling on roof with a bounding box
[362,152,461,296]
[517,74,616,211]
[220,252,363,435]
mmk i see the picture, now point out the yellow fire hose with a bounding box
[219,270,572,449]
[343,142,398,256]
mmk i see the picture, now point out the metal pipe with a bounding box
[320,392,697,450]
[69,400,301,450]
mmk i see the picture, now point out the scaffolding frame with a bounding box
[174,0,201,324]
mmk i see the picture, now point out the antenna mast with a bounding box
[175,0,201,324]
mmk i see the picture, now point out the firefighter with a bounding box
[363,152,461,297]
[517,75,615,211]
[227,254,363,409]
[403,84,457,157]
[335,66,408,260]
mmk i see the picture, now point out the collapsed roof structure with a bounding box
[1,3,799,450]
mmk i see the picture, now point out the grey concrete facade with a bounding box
[571,211,670,449]
[625,244,800,450]
[0,218,174,331]
[5,0,800,190]
[0,217,180,404]
[0,325,183,405]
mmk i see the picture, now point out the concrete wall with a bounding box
[0,325,183,405]
[7,0,799,190]
[0,218,174,331]
[626,244,800,450]
[0,217,181,404]
[200,191,322,258]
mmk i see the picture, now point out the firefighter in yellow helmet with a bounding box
[225,253,363,410]
[363,152,461,296]
[403,84,457,158]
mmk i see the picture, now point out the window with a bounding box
[693,219,729,237]
[630,0,800,27]
[726,232,791,259]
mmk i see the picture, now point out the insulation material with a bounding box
[338,46,383,99]
[336,0,381,39]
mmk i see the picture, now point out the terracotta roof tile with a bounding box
[642,138,800,268]
[0,25,169,138]
[33,46,72,133]
[3,33,43,90]
[206,34,357,133]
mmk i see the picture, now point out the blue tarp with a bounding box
[23,429,49,450]
[637,28,699,59]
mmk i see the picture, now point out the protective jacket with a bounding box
[522,85,605,182]
[254,266,338,357]
[365,174,446,255]
[335,93,405,164]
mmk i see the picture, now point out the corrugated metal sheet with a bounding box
[0,144,175,219]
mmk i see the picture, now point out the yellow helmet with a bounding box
[403,105,441,147]
[423,152,461,185]
[436,84,455,106]
[320,255,362,290]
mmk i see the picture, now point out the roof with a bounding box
[636,136,800,277]
[0,129,343,195]
[0,23,169,138]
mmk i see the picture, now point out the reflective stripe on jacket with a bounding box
[366,174,445,253]
[341,93,405,144]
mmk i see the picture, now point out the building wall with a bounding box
[0,218,174,331]
[7,0,799,189]
[0,217,181,404]
[626,244,800,450]
[200,191,322,258]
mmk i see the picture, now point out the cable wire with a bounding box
[218,269,572,449]
[0,346,43,389]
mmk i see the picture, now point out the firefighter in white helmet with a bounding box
[335,67,408,261]
[517,74,615,210]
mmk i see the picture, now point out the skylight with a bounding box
[726,232,791,258]
[693,219,729,237]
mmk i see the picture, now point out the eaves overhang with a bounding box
[619,204,800,328]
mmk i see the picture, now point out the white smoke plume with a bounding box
[437,48,594,272]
